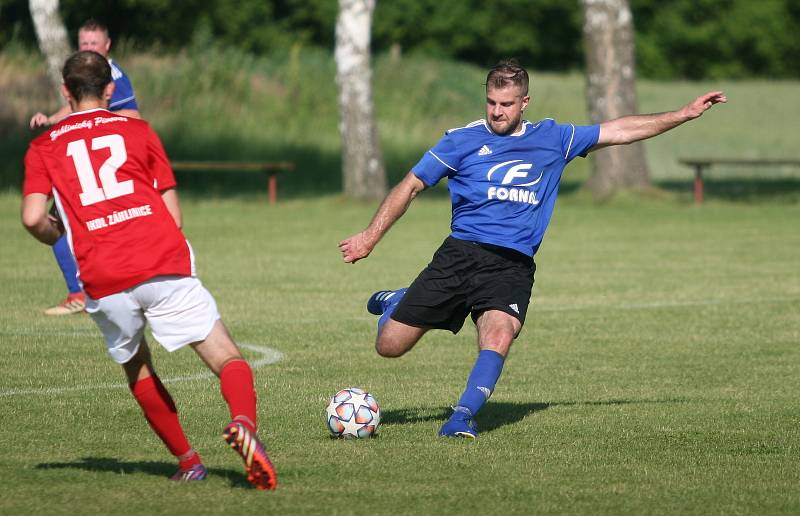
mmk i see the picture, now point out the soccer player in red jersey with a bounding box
[21,50,277,490]
[31,19,142,316]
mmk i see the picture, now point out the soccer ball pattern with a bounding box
[326,387,381,438]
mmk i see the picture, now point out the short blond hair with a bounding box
[79,18,110,36]
[485,59,529,96]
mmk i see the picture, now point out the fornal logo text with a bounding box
[486,159,543,205]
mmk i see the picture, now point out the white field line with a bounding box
[0,296,796,397]
[533,295,798,313]
[0,343,283,398]
[1,295,797,337]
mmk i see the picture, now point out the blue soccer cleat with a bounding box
[170,463,208,481]
[366,289,406,315]
[438,406,478,439]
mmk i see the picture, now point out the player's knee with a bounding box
[484,324,514,340]
[480,339,512,357]
[375,334,408,358]
[121,353,154,384]
[479,328,516,356]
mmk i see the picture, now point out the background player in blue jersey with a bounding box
[339,60,726,439]
[29,18,141,315]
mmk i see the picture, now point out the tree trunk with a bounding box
[29,0,72,102]
[581,0,650,200]
[335,0,387,200]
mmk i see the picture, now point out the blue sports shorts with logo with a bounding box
[391,236,536,334]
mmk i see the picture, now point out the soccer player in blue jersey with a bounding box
[30,18,141,315]
[339,59,726,439]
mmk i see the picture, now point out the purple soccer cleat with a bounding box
[170,463,208,481]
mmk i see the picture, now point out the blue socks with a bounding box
[376,288,407,331]
[53,235,81,294]
[453,349,505,418]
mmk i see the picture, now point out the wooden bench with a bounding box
[171,161,295,204]
[678,158,800,204]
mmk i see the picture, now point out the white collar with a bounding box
[484,119,530,137]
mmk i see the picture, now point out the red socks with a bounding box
[129,360,257,469]
[220,359,258,432]
[129,375,201,468]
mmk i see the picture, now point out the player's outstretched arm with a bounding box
[594,91,727,149]
[339,172,426,264]
[21,193,62,245]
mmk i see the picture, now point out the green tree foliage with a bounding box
[633,0,800,79]
[372,0,583,70]
[1,0,798,78]
[0,0,338,53]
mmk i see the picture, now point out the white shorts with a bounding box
[86,275,220,364]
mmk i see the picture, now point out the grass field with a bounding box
[1,190,798,514]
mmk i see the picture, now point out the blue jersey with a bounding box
[108,59,138,111]
[412,118,599,257]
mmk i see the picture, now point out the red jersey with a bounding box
[23,109,192,298]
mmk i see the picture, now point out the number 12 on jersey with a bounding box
[66,134,132,206]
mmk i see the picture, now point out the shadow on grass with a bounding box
[382,397,690,435]
[381,402,549,434]
[477,401,550,433]
[35,456,251,488]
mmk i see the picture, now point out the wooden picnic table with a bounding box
[171,161,295,204]
[678,158,800,203]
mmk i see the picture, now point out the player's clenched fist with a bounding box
[339,232,374,263]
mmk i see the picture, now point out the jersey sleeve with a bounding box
[22,145,52,196]
[109,74,138,111]
[145,125,177,191]
[411,133,460,187]
[561,123,600,162]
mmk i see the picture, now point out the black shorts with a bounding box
[391,236,536,334]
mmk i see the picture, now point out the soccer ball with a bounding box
[325,387,381,438]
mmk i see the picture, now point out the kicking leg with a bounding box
[367,288,407,331]
[368,288,429,357]
[375,318,429,358]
